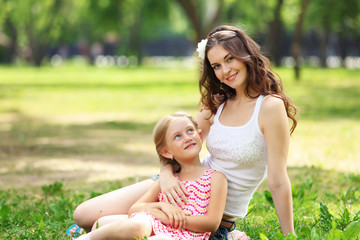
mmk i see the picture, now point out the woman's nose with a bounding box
[222,64,231,75]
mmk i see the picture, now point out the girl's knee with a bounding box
[128,221,150,239]
[109,221,149,239]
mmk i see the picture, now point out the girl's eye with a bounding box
[227,56,233,62]
[174,134,181,140]
[187,128,194,134]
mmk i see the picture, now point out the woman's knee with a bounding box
[73,202,94,228]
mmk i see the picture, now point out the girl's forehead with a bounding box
[168,117,193,132]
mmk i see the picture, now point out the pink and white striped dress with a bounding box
[132,169,214,240]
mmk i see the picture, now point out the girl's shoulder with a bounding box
[210,170,227,182]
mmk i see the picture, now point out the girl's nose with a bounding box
[184,135,192,142]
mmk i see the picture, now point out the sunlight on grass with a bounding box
[0,65,359,239]
[289,119,360,173]
[0,65,359,187]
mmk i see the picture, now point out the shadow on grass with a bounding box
[1,112,157,157]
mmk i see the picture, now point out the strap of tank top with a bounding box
[214,103,225,123]
[253,95,265,121]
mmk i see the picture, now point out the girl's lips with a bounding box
[226,72,238,82]
[184,143,196,150]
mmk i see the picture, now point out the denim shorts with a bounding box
[151,174,160,181]
[209,219,236,240]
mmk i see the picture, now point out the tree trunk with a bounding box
[175,0,223,44]
[126,2,144,65]
[338,24,347,67]
[4,18,18,64]
[266,0,284,66]
[317,29,328,68]
[291,0,311,80]
[25,0,63,66]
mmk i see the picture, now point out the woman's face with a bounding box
[164,117,202,161]
[207,44,248,91]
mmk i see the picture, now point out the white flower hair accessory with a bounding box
[196,38,208,60]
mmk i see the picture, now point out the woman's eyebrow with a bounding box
[211,53,231,66]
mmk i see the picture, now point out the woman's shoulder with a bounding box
[260,95,286,115]
[196,108,215,125]
[259,95,288,131]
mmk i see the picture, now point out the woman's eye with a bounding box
[227,57,233,62]
[213,64,220,70]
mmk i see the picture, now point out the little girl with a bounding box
[74,112,227,240]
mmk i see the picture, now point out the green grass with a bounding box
[0,65,359,239]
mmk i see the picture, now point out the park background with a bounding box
[0,0,359,239]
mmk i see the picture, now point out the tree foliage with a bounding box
[0,0,359,66]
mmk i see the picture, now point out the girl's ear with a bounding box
[198,129,204,142]
[160,148,173,159]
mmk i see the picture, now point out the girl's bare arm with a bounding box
[183,171,228,233]
[128,180,186,228]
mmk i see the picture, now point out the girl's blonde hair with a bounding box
[153,112,199,173]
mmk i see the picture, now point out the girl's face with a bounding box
[207,44,248,91]
[163,117,202,161]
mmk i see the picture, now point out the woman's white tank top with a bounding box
[201,95,267,218]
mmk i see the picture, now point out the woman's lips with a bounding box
[226,72,238,82]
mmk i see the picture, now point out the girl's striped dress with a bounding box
[132,169,215,240]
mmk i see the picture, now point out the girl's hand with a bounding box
[160,203,190,229]
[159,168,189,206]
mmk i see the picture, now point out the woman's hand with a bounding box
[159,164,189,207]
[159,202,190,229]
[159,171,189,206]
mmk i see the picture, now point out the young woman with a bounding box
[68,25,297,240]
[73,112,227,240]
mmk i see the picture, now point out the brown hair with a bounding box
[199,25,297,134]
[153,112,200,173]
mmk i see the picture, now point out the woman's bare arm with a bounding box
[260,96,295,235]
[195,109,213,141]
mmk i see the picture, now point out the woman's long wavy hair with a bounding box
[199,25,297,134]
[153,112,200,173]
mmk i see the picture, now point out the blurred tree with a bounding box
[175,0,224,43]
[119,0,173,60]
[224,0,273,33]
[291,0,311,80]
[305,0,360,67]
[266,0,285,66]
[75,0,175,64]
[0,0,79,66]
[0,0,18,64]
[219,0,285,66]
[74,0,124,63]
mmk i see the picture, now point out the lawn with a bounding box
[0,65,359,239]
